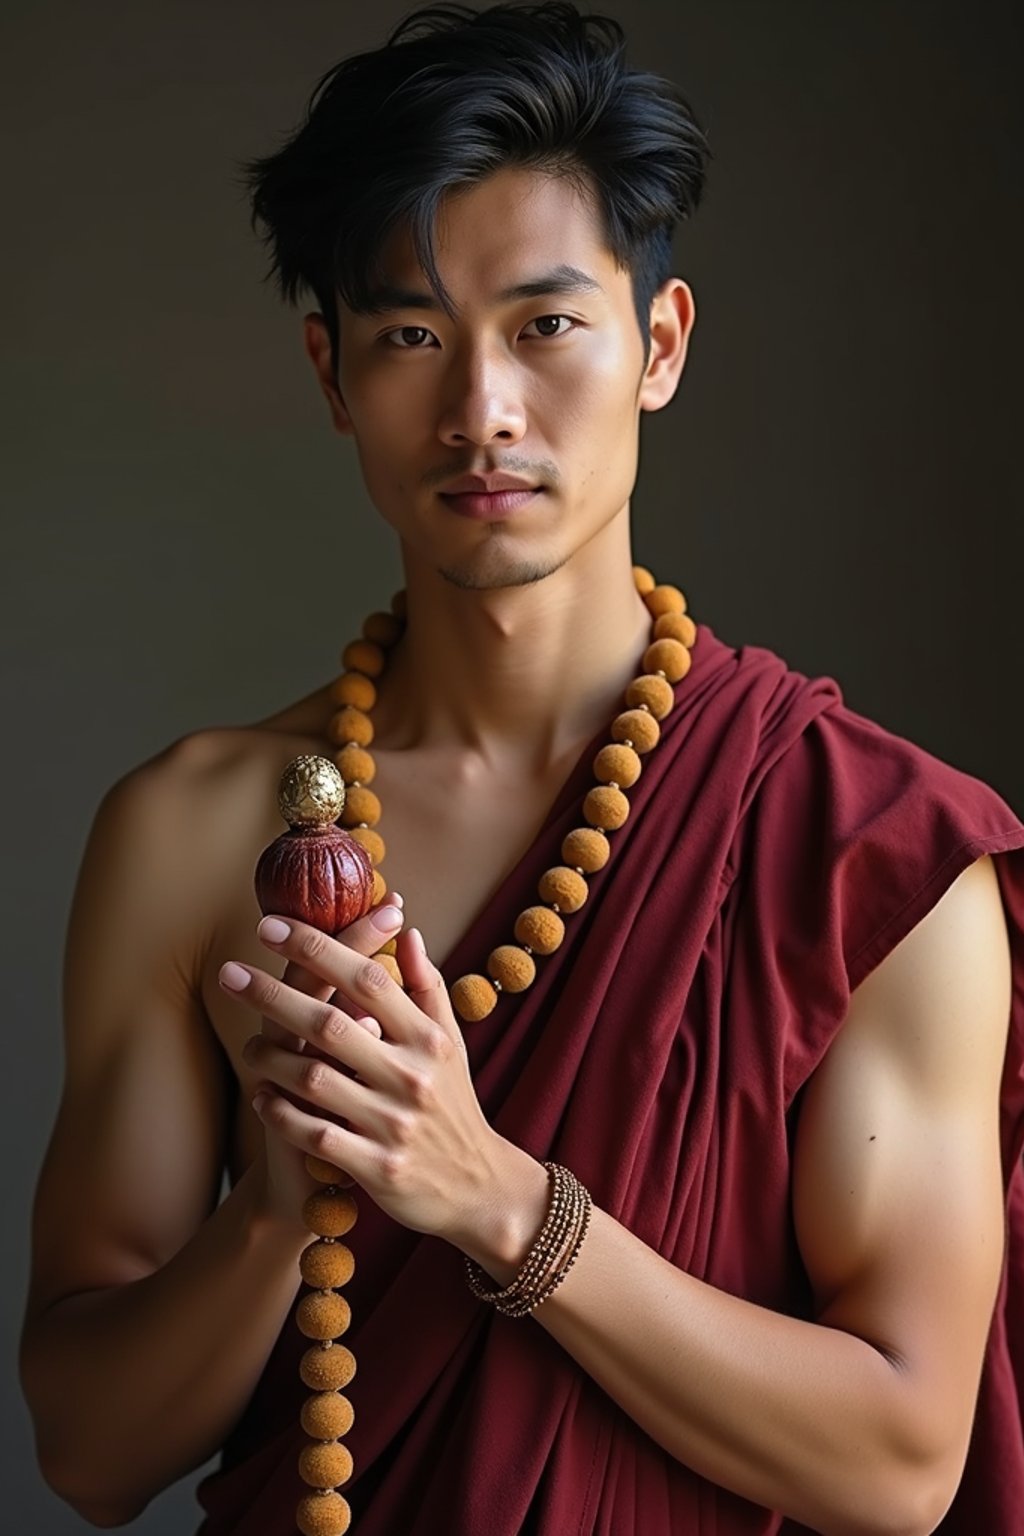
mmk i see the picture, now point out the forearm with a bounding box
[461,1147,944,1536]
[22,1152,309,1525]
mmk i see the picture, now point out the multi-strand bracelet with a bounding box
[463,1162,592,1319]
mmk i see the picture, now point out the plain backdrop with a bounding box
[3,1,1022,1530]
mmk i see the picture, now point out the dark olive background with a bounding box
[3,2,1021,1529]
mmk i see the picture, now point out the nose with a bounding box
[436,346,527,449]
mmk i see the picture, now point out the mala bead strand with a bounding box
[327,568,699,1024]
[294,1165,360,1536]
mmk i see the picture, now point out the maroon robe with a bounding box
[196,622,1024,1534]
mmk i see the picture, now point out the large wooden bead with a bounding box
[303,1190,358,1239]
[375,953,404,986]
[305,1156,346,1184]
[371,869,386,904]
[644,583,687,618]
[340,787,382,827]
[612,708,661,752]
[625,675,674,720]
[643,637,691,683]
[301,1239,356,1290]
[514,906,566,954]
[329,708,374,748]
[334,744,376,785]
[342,639,385,678]
[297,1290,352,1341]
[593,743,641,788]
[451,975,498,1021]
[632,565,656,595]
[583,786,630,831]
[350,827,385,865]
[376,937,398,957]
[296,1490,352,1536]
[299,1439,354,1489]
[487,945,536,992]
[538,867,589,912]
[654,611,697,647]
[330,673,377,712]
[301,1391,355,1440]
[562,826,610,872]
[362,610,404,647]
[300,1343,357,1391]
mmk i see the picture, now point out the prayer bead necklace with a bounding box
[325,564,698,1024]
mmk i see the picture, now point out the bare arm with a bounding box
[462,853,1012,1536]
[19,740,311,1526]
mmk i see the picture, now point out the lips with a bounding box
[441,473,539,495]
[439,487,543,520]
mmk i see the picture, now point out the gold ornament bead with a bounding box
[583,785,631,831]
[303,1190,358,1239]
[643,583,687,618]
[514,906,566,954]
[341,639,386,678]
[300,1343,357,1391]
[305,1155,346,1184]
[643,637,691,684]
[593,743,641,788]
[612,708,661,752]
[296,1490,351,1536]
[487,945,536,992]
[334,744,376,785]
[390,589,408,620]
[350,826,386,865]
[632,564,656,595]
[299,1439,354,1490]
[562,826,610,872]
[300,1239,356,1289]
[340,787,382,828]
[375,953,403,986]
[362,610,404,647]
[330,672,377,712]
[329,708,374,749]
[653,611,697,647]
[301,1391,355,1441]
[371,869,386,904]
[297,1290,352,1341]
[278,756,346,828]
[538,867,589,912]
[625,675,675,720]
[451,975,498,1022]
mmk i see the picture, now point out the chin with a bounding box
[435,544,570,592]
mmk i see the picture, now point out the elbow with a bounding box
[37,1448,147,1529]
[823,1456,962,1536]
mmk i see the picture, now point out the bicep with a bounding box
[793,854,1011,1460]
[26,752,231,1324]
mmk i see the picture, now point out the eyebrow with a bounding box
[361,263,606,315]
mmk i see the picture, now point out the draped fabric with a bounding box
[196,623,1024,1535]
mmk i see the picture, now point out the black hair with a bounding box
[240,2,710,373]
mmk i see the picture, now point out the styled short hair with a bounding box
[241,1,710,372]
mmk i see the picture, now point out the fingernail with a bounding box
[258,917,291,943]
[220,961,252,991]
[391,892,404,909]
[410,927,427,956]
[372,905,403,931]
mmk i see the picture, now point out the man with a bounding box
[20,4,1024,1532]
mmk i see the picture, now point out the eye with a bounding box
[383,326,437,350]
[523,314,577,339]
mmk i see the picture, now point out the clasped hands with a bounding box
[218,901,510,1254]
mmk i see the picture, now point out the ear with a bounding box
[302,312,354,436]
[637,279,697,414]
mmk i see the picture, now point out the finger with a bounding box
[235,965,394,1090]
[252,1088,374,1185]
[243,1035,382,1125]
[258,891,405,1048]
[256,914,421,1044]
[396,927,464,1044]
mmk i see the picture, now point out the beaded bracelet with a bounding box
[464,1162,593,1318]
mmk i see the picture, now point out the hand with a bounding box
[218,915,508,1249]
[220,894,406,1234]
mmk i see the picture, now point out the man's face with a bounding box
[316,166,690,591]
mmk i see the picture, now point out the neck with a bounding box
[371,514,655,779]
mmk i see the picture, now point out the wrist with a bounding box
[455,1138,552,1288]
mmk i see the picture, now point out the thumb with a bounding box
[398,927,462,1041]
